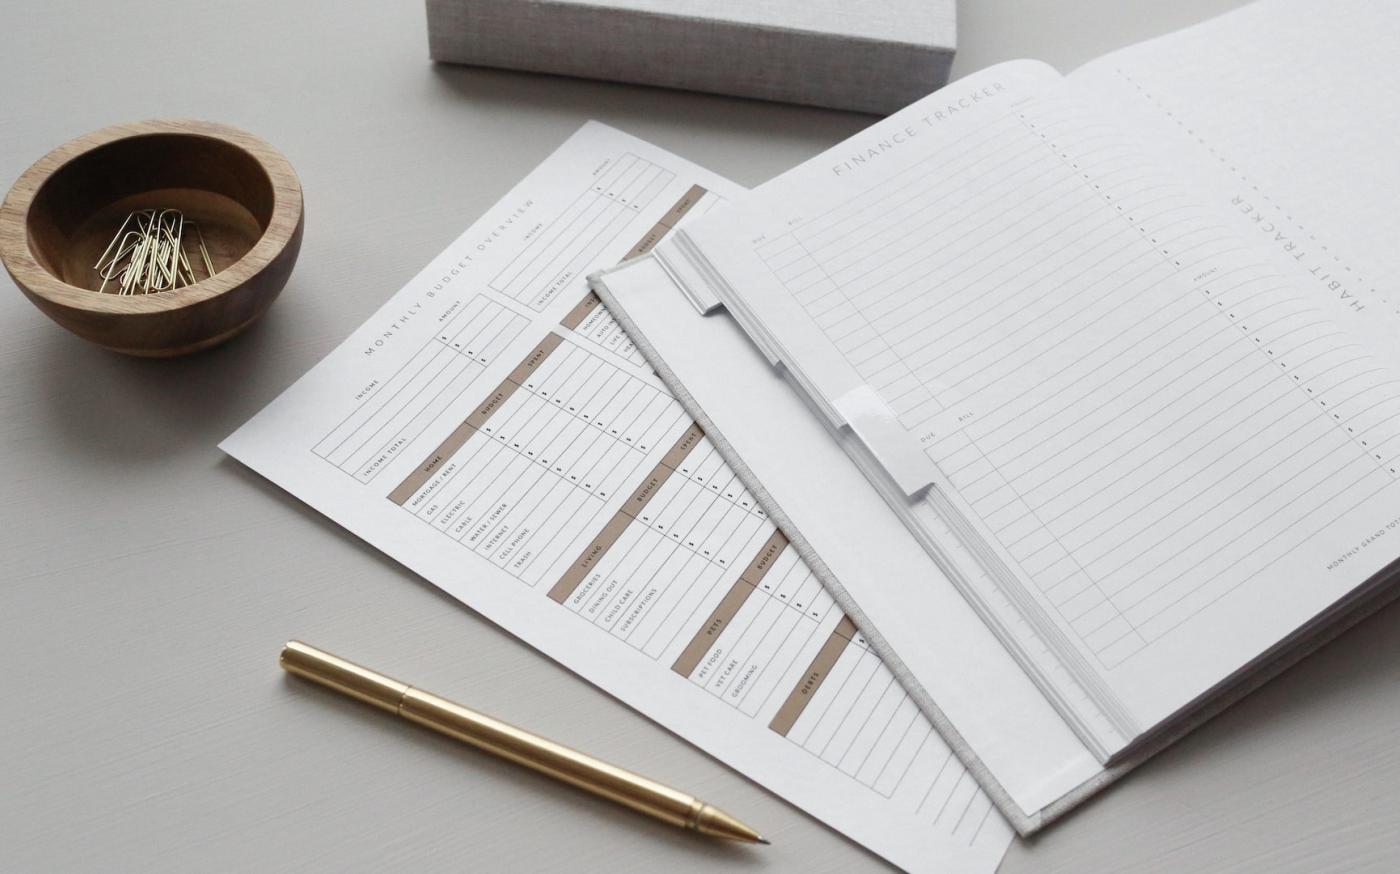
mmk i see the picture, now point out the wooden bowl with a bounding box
[0,119,303,356]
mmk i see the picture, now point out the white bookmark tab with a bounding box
[655,240,725,315]
[833,385,940,498]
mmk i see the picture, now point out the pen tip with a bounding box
[755,836,771,845]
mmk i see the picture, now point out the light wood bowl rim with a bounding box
[0,118,303,315]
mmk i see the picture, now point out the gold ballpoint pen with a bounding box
[279,641,769,845]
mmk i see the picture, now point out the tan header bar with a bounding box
[622,184,709,261]
[546,512,633,604]
[387,418,478,506]
[738,530,788,586]
[658,422,705,471]
[657,184,707,229]
[669,530,790,678]
[546,421,705,604]
[559,290,603,331]
[387,333,564,507]
[768,616,858,737]
[671,578,753,678]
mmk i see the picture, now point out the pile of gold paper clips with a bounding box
[93,208,218,294]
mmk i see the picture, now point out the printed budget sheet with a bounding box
[221,122,1012,874]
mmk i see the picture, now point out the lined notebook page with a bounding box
[684,63,1400,746]
[1071,0,1400,340]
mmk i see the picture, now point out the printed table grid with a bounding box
[752,93,1400,671]
[372,164,996,826]
[313,295,528,482]
[490,153,676,310]
[392,336,693,586]
[759,615,988,837]
[559,291,647,365]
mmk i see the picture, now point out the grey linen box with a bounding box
[425,0,957,115]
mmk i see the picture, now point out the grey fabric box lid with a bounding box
[426,0,957,115]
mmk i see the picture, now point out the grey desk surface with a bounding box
[3,1,1398,871]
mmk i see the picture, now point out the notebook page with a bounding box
[1056,0,1400,732]
[1069,0,1400,342]
[679,65,1400,755]
[221,123,1012,874]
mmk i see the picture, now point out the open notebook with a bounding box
[593,0,1400,833]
